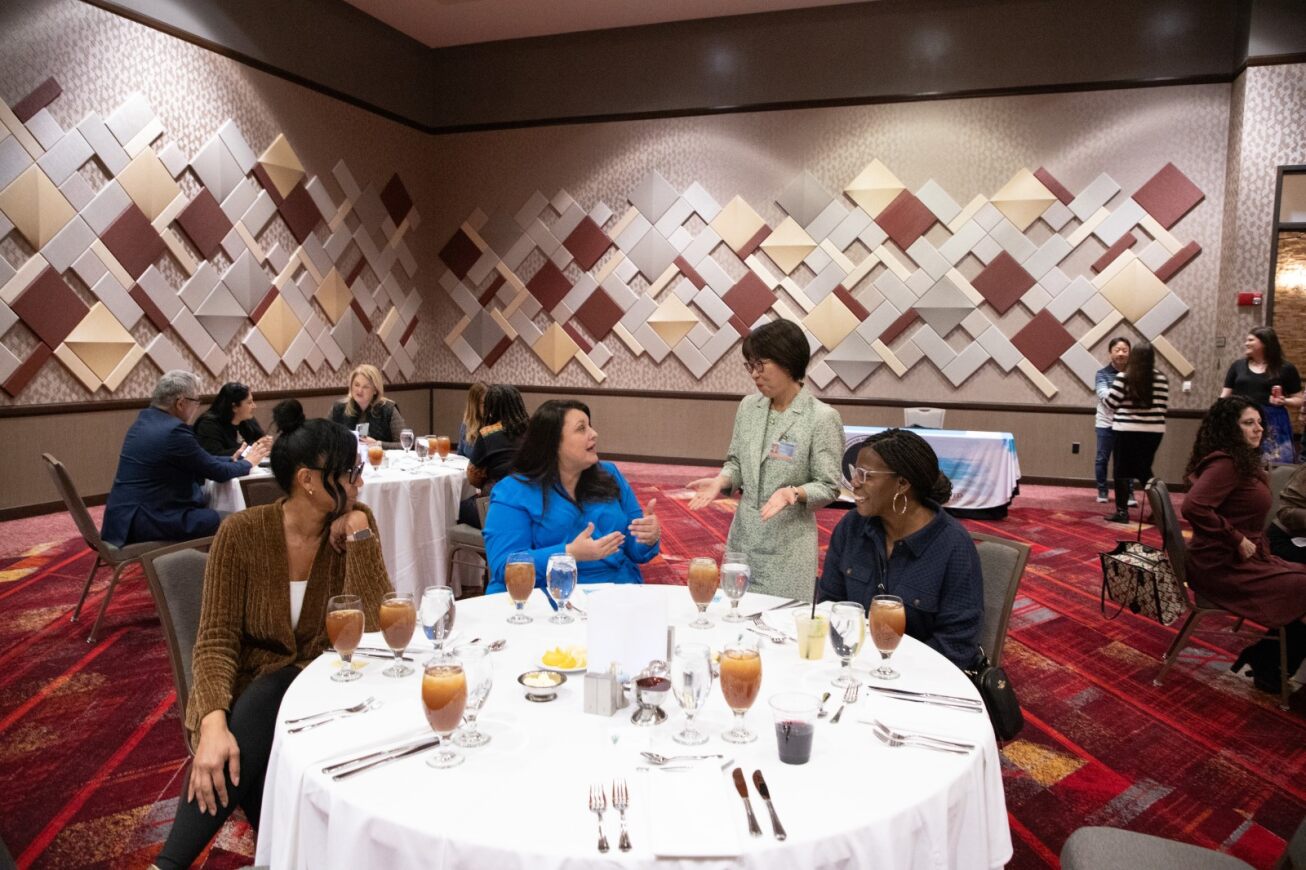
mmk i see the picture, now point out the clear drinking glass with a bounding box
[868,595,906,681]
[828,601,867,688]
[720,551,750,623]
[505,551,535,624]
[671,642,714,745]
[436,435,451,462]
[452,644,493,747]
[422,654,467,768]
[421,586,455,653]
[415,437,429,463]
[686,557,718,630]
[720,634,762,744]
[326,594,364,682]
[378,591,416,678]
[546,553,577,624]
[400,428,415,455]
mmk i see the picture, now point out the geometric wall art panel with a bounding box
[0,80,422,397]
[436,158,1204,396]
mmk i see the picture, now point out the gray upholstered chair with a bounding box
[1266,463,1301,532]
[139,537,213,756]
[239,475,283,509]
[1147,478,1290,710]
[970,531,1031,668]
[43,453,171,644]
[1061,816,1306,870]
[448,497,489,599]
[904,407,946,428]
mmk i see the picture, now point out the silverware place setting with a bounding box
[869,719,976,755]
[862,684,984,712]
[322,735,442,779]
[284,696,375,727]
[287,697,381,733]
[751,770,787,840]
[588,783,609,853]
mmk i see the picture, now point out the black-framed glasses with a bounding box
[848,464,898,486]
[742,358,771,375]
[309,461,366,485]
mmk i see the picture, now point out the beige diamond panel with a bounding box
[0,81,422,396]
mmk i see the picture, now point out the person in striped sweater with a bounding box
[1104,340,1169,523]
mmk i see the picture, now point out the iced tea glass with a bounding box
[326,594,364,682]
[720,634,762,743]
[422,654,468,768]
[379,591,416,677]
[686,557,718,629]
[436,435,451,462]
[868,594,906,681]
[367,444,384,471]
[505,551,535,624]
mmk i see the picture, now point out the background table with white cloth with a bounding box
[843,425,1021,517]
[257,588,1012,869]
[207,451,474,596]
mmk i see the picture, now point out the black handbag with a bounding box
[966,649,1023,741]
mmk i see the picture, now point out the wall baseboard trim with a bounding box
[1,493,106,523]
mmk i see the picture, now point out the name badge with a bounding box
[768,439,797,461]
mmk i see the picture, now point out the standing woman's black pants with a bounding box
[1112,430,1164,512]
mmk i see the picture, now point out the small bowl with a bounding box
[518,669,566,702]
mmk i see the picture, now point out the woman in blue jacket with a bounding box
[484,400,660,593]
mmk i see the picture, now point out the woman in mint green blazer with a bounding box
[688,320,844,601]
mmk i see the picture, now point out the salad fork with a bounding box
[589,784,609,853]
[830,682,859,724]
[612,778,632,851]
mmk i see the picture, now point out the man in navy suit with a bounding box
[101,370,271,547]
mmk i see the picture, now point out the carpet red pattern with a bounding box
[0,463,1301,868]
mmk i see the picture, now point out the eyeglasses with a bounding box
[181,395,200,404]
[848,464,898,486]
[742,359,771,375]
[309,461,367,485]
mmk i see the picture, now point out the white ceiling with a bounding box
[341,0,874,48]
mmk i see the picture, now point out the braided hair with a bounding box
[857,428,953,505]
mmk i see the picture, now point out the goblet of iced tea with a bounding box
[868,595,906,681]
[422,654,468,768]
[367,444,384,470]
[505,552,535,624]
[720,634,762,743]
[686,557,718,629]
[379,591,416,677]
[435,436,451,462]
[326,594,364,682]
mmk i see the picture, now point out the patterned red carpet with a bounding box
[0,463,1301,868]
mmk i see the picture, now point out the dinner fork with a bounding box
[612,778,632,851]
[283,696,374,725]
[829,682,859,724]
[871,719,975,751]
[589,784,609,853]
[871,721,970,755]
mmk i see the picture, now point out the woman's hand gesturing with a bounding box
[686,475,728,510]
[628,499,660,545]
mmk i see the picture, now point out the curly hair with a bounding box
[1184,396,1264,480]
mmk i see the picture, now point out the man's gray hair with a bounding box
[151,370,200,409]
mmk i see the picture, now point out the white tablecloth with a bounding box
[257,589,1011,869]
[844,426,1021,512]
[206,452,473,596]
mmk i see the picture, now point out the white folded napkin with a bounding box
[642,766,742,858]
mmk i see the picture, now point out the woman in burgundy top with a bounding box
[1181,396,1306,693]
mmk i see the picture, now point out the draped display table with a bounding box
[843,426,1021,516]
[207,452,473,596]
[257,588,1011,869]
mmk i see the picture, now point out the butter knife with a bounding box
[751,770,787,840]
[331,737,441,780]
[864,689,983,712]
[322,736,433,774]
[731,767,763,838]
[863,685,982,707]
[354,648,415,662]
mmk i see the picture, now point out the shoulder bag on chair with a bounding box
[965,648,1023,741]
[1099,508,1186,626]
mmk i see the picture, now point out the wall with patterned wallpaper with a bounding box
[0,0,1300,413]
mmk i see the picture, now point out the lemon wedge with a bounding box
[542,645,587,669]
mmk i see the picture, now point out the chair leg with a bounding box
[1278,627,1290,712]
[1154,609,1205,686]
[70,554,103,623]
[86,560,130,644]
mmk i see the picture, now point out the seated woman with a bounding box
[1182,396,1306,693]
[193,381,270,457]
[328,363,409,449]
[816,428,983,669]
[151,400,392,869]
[456,381,487,459]
[1269,464,1306,565]
[459,384,529,528]
[483,399,660,593]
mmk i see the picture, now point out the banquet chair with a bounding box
[1146,478,1290,711]
[239,475,283,509]
[1266,463,1301,531]
[904,407,946,428]
[448,497,490,598]
[139,537,213,756]
[971,532,1030,668]
[1061,815,1306,869]
[43,453,171,644]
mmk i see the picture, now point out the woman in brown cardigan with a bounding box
[1181,396,1306,694]
[153,400,392,869]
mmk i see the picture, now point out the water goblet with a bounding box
[400,428,415,456]
[828,601,866,688]
[670,642,713,745]
[720,551,750,623]
[421,586,455,653]
[452,644,493,747]
[546,553,577,624]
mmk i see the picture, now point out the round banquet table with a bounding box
[206,451,474,597]
[257,588,1012,869]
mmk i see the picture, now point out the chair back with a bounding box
[1266,463,1301,531]
[475,496,490,526]
[42,453,109,555]
[1280,814,1306,870]
[1146,478,1189,587]
[903,407,946,429]
[139,537,213,755]
[970,532,1030,668]
[239,475,283,509]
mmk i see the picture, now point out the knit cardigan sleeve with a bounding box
[186,514,256,738]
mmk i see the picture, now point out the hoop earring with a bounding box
[892,490,908,516]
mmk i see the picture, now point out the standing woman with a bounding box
[457,381,488,459]
[1220,326,1303,464]
[1104,340,1169,523]
[328,363,409,449]
[1093,337,1131,503]
[687,319,844,601]
[194,382,270,457]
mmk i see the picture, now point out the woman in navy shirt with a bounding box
[484,400,660,593]
[817,428,983,669]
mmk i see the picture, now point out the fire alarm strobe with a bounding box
[1236,292,1263,306]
